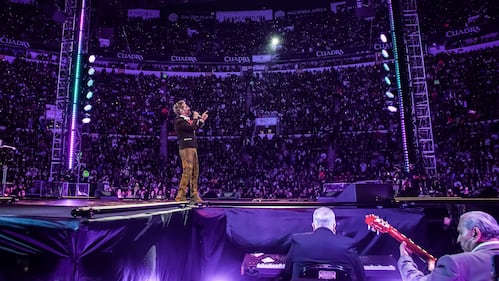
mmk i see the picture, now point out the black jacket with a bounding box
[285,227,365,281]
[174,116,204,149]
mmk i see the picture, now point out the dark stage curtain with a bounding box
[0,207,427,281]
[193,207,428,281]
[0,209,195,281]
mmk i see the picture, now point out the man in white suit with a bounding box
[398,211,499,281]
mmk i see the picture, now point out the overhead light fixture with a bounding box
[380,33,388,43]
[384,76,392,85]
[383,63,390,72]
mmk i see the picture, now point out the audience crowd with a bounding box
[91,5,387,58]
[1,0,496,58]
[418,0,498,47]
[0,0,62,50]
[1,0,498,200]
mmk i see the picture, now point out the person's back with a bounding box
[287,228,365,281]
[285,207,365,281]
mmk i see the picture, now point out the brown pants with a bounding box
[176,148,202,202]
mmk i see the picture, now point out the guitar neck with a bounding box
[388,228,436,263]
[365,214,437,271]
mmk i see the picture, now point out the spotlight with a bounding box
[81,54,96,126]
[383,63,390,72]
[380,33,388,43]
[384,76,392,85]
[269,36,282,51]
[385,91,395,98]
[381,49,389,58]
[387,105,398,112]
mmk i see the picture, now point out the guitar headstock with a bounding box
[365,214,392,233]
[365,214,437,270]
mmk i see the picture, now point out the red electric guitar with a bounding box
[365,214,437,271]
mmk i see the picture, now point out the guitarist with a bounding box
[398,211,499,281]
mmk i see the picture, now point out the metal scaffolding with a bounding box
[401,0,437,176]
[49,0,90,183]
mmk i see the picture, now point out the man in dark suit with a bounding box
[172,100,208,203]
[399,210,499,281]
[285,207,366,281]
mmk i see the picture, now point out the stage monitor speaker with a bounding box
[317,183,355,203]
[355,183,395,203]
[94,190,117,200]
[318,183,394,203]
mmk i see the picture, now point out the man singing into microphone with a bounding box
[172,100,208,203]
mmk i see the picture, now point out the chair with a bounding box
[299,264,353,281]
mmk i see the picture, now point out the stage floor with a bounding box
[0,198,188,219]
[0,197,395,219]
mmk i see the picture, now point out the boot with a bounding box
[175,186,187,201]
[190,184,203,204]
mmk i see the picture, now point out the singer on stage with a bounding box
[172,100,208,203]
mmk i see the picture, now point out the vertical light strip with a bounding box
[68,0,87,169]
[387,0,410,173]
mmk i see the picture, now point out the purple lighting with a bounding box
[68,0,87,169]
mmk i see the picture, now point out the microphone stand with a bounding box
[0,140,17,197]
